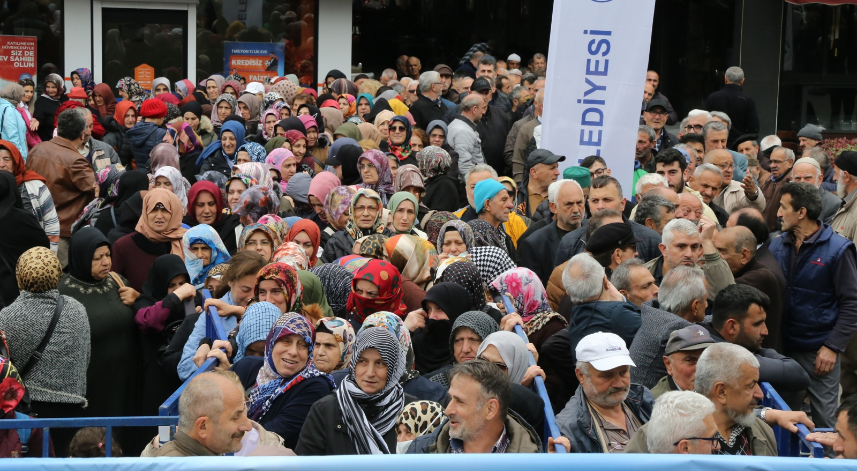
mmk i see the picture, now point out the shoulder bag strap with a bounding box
[18,296,64,378]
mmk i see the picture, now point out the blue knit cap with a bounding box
[473,179,507,213]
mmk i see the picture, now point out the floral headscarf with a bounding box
[318,317,356,371]
[212,94,238,127]
[489,267,551,322]
[424,211,457,250]
[346,259,407,323]
[254,262,303,311]
[437,220,475,252]
[358,149,394,197]
[72,68,94,94]
[239,142,267,163]
[346,188,385,240]
[312,264,353,314]
[263,92,283,111]
[417,146,451,180]
[357,234,389,260]
[359,311,419,382]
[272,241,310,270]
[182,224,231,288]
[221,79,244,96]
[387,116,413,162]
[468,219,505,250]
[248,312,333,421]
[393,165,425,195]
[272,80,298,106]
[0,356,26,413]
[385,234,438,290]
[153,166,191,212]
[285,219,321,266]
[239,223,277,253]
[324,185,357,231]
[117,76,147,104]
[233,185,279,223]
[234,162,274,191]
[437,260,487,311]
[257,214,289,246]
[338,255,370,274]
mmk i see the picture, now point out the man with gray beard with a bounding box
[556,332,655,453]
[832,151,857,242]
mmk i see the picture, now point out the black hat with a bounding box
[585,223,641,255]
[731,134,757,151]
[645,99,668,112]
[835,151,857,176]
[526,149,566,168]
[471,78,491,92]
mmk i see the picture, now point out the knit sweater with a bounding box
[0,290,91,404]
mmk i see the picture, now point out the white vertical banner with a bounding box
[541,0,656,198]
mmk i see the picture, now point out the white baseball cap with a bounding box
[245,82,265,95]
[507,53,521,62]
[576,332,635,371]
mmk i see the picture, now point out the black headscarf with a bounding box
[364,97,394,124]
[337,144,364,186]
[134,254,189,310]
[316,94,335,106]
[181,101,203,121]
[412,282,471,374]
[0,171,49,276]
[274,116,307,136]
[297,104,324,132]
[68,227,110,283]
[113,170,149,209]
[192,91,208,106]
[325,69,347,82]
[107,191,145,244]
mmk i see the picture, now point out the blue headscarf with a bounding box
[247,312,335,421]
[234,302,282,363]
[182,224,231,288]
[328,137,360,163]
[239,141,267,163]
[356,93,374,110]
[196,120,246,167]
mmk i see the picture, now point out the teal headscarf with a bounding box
[387,191,419,234]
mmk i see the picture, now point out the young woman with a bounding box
[151,77,170,96]
[387,116,416,167]
[322,188,391,263]
[266,148,297,195]
[19,74,36,115]
[92,83,117,120]
[225,175,254,215]
[31,74,67,142]
[237,94,260,136]
[152,166,191,214]
[284,130,309,169]
[284,219,322,267]
[101,100,136,166]
[387,192,426,238]
[181,101,216,147]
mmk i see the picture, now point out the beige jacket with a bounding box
[623,417,777,455]
[832,192,857,242]
[714,179,766,213]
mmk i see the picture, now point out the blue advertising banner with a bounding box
[223,41,285,83]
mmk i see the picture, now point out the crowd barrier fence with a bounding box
[760,382,830,458]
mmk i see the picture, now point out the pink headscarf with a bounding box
[308,172,341,206]
[298,114,318,131]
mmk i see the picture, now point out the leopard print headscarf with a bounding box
[16,247,62,293]
[397,400,445,438]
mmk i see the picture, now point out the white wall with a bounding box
[63,0,92,86]
[316,0,352,91]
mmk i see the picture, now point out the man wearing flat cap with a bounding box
[649,325,716,399]
[585,222,641,277]
[832,151,857,242]
[516,149,565,218]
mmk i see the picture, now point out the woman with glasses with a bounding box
[357,149,395,203]
[321,188,393,263]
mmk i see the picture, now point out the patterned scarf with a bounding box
[324,186,357,231]
[346,259,407,323]
[272,241,310,270]
[436,260,487,311]
[254,263,302,311]
[417,146,451,180]
[468,219,506,250]
[489,267,551,321]
[387,116,413,162]
[360,312,420,382]
[437,220,475,252]
[424,211,457,250]
[311,264,353,314]
[470,246,516,293]
[234,301,281,363]
[318,317,356,371]
[345,188,385,240]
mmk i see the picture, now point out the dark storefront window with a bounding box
[195,0,316,86]
[0,0,63,90]
[352,0,553,78]
[778,3,857,133]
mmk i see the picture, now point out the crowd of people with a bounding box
[1,50,857,461]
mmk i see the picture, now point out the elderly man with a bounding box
[26,108,96,267]
[557,332,654,453]
[644,99,677,154]
[633,194,675,235]
[585,222,642,276]
[832,151,857,241]
[636,125,657,172]
[520,179,585,285]
[433,64,458,104]
[645,70,678,125]
[454,165,528,249]
[790,156,840,224]
[798,123,824,153]
[516,149,563,218]
[650,325,715,398]
[654,149,718,223]
[644,391,718,454]
[806,147,837,192]
[630,266,708,388]
[702,120,747,182]
[705,66,760,143]
[688,164,729,226]
[703,149,764,213]
[554,176,663,265]
[733,134,772,184]
[714,226,783,351]
[448,94,486,182]
[761,146,796,231]
[409,71,449,130]
[409,360,541,453]
[379,68,397,85]
[771,182,857,428]
[155,372,253,456]
[612,259,659,308]
[643,218,734,300]
[406,56,421,80]
[635,173,667,201]
[79,108,121,172]
[471,178,516,257]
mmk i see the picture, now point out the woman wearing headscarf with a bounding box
[182,101,216,148]
[476,331,538,385]
[387,191,427,239]
[116,76,147,105]
[329,141,363,186]
[238,223,277,262]
[489,267,568,350]
[72,164,123,236]
[393,164,429,221]
[322,188,392,263]
[221,79,243,98]
[386,116,416,167]
[467,219,506,250]
[356,93,374,120]
[91,83,117,119]
[249,108,280,145]
[274,116,308,138]
[395,400,445,453]
[31,73,67,142]
[91,170,149,237]
[183,181,241,253]
[421,211,455,250]
[435,220,515,288]
[263,92,284,111]
[295,327,410,455]
[233,301,282,363]
[313,317,356,374]
[306,172,340,242]
[236,142,267,166]
[0,247,89,454]
[319,106,344,138]
[169,120,204,184]
[383,234,437,312]
[346,259,406,328]
[298,115,329,173]
[151,77,171,95]
[435,259,490,314]
[334,122,362,142]
[153,166,191,214]
[59,227,140,431]
[0,82,40,151]
[254,262,302,316]
[330,78,358,99]
[0,140,58,252]
[418,145,459,212]
[205,75,225,104]
[211,94,238,135]
[406,282,470,375]
[0,172,51,307]
[272,80,298,107]
[272,241,309,271]
[356,233,388,260]
[101,100,136,166]
[282,219,321,267]
[233,185,280,227]
[182,224,231,289]
[357,149,394,203]
[70,68,94,93]
[237,94,261,136]
[358,122,382,146]
[425,310,498,385]
[372,110,395,150]
[197,120,245,177]
[229,312,335,449]
[112,188,187,291]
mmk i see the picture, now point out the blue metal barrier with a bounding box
[760,382,826,458]
[501,295,565,453]
[0,416,178,457]
[159,289,228,419]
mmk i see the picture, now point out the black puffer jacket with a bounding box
[101,116,133,167]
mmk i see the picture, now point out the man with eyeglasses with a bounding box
[760,146,795,231]
[643,100,677,154]
[703,149,765,214]
[409,71,449,131]
[630,391,719,454]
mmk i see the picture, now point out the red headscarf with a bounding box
[284,219,321,266]
[93,83,117,118]
[0,140,44,185]
[346,259,407,323]
[187,181,224,225]
[113,100,136,128]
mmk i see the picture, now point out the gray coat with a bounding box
[87,137,121,172]
[447,116,484,184]
[556,383,654,453]
[819,186,843,225]
[628,301,692,389]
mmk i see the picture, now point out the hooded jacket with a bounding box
[0,98,27,160]
[407,410,542,453]
[100,116,133,167]
[126,121,167,168]
[556,384,654,453]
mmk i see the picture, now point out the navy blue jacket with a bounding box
[126,121,166,168]
[554,217,662,267]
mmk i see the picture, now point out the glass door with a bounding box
[101,7,188,92]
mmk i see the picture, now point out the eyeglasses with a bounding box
[770,159,788,165]
[477,356,508,372]
[714,163,735,171]
[354,205,378,214]
[590,168,607,179]
[358,163,375,171]
[390,125,407,132]
[408,89,417,94]
[684,124,704,132]
[244,239,271,248]
[673,437,721,449]
[647,110,667,117]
